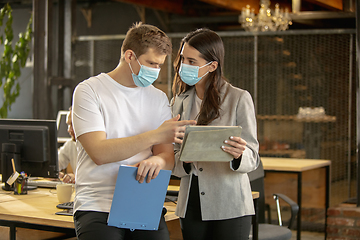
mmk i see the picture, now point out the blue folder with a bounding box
[107,165,171,231]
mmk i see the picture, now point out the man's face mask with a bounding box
[178,61,212,86]
[128,53,160,87]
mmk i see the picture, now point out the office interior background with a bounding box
[0,0,358,235]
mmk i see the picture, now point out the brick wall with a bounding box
[327,203,360,240]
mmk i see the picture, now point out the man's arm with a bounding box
[135,143,174,183]
[77,115,196,165]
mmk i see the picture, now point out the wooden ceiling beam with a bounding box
[197,0,294,14]
[304,0,343,11]
[197,0,260,12]
[111,0,185,15]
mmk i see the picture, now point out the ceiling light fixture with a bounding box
[239,0,292,32]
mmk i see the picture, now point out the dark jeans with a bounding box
[74,210,169,240]
[180,175,252,240]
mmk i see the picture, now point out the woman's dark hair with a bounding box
[172,28,226,125]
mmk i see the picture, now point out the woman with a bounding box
[171,28,260,240]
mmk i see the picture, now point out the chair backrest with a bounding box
[248,160,266,224]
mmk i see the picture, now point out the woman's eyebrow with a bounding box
[186,57,197,62]
[180,54,197,62]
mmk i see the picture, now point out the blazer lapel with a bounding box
[181,87,195,121]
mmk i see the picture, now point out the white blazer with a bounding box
[172,82,260,220]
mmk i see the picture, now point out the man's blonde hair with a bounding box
[121,22,172,59]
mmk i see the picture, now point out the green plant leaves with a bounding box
[0,3,32,118]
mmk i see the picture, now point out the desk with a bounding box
[262,157,331,240]
[0,184,259,240]
[0,187,75,240]
[0,186,178,240]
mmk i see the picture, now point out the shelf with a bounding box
[257,115,336,122]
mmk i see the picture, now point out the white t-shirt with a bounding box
[72,73,171,213]
[58,139,77,173]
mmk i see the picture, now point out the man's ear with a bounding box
[209,61,218,73]
[124,50,134,63]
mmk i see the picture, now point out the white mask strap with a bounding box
[128,51,141,75]
[199,61,213,69]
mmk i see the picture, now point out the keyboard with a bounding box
[27,179,63,188]
[55,201,74,216]
[57,201,74,209]
[55,209,73,216]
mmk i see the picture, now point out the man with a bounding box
[72,22,195,240]
[58,107,76,183]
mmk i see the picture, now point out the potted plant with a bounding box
[0,3,32,118]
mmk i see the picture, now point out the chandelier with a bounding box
[239,0,292,32]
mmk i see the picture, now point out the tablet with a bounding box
[178,126,242,162]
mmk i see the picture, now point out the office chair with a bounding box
[248,160,299,240]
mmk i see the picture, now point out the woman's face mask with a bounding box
[128,53,160,87]
[178,61,212,86]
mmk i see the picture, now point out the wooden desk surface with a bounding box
[262,157,331,172]
[0,188,75,228]
[0,186,178,229]
[0,183,259,231]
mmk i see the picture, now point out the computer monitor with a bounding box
[0,119,59,190]
[56,110,71,143]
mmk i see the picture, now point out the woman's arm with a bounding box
[223,90,260,172]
